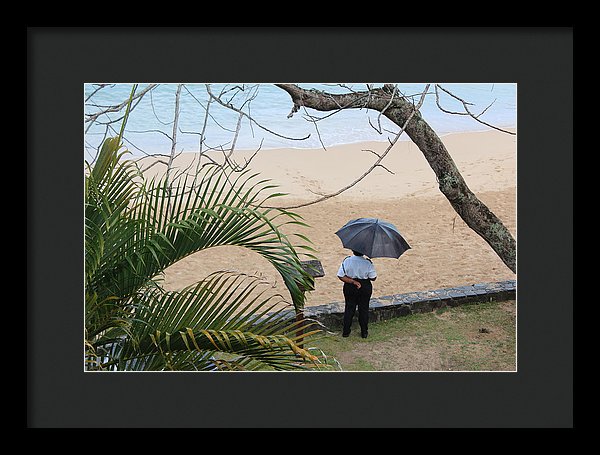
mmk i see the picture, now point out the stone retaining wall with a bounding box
[303,280,516,331]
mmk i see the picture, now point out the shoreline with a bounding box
[138,128,517,202]
[131,126,517,158]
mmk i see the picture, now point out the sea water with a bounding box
[84,83,516,161]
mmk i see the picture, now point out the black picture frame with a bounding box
[27,27,573,428]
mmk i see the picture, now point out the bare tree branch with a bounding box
[205,84,311,142]
[222,139,264,173]
[182,85,237,133]
[194,94,213,176]
[139,157,170,173]
[84,84,115,103]
[219,111,254,171]
[435,84,515,135]
[268,85,430,210]
[85,93,146,135]
[302,106,328,150]
[149,87,173,126]
[127,128,173,141]
[164,84,183,190]
[84,83,158,127]
[362,149,395,175]
[474,98,497,119]
[227,112,244,159]
[374,84,400,133]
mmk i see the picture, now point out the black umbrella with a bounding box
[335,218,411,259]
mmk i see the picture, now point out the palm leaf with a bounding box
[92,272,335,371]
[85,95,330,371]
[86,145,314,311]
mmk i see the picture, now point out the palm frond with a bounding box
[84,121,332,371]
[86,142,314,311]
[91,272,336,371]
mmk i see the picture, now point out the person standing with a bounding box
[337,250,377,338]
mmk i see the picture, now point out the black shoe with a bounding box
[361,332,368,339]
[342,332,350,338]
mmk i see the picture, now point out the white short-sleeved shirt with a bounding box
[337,255,377,280]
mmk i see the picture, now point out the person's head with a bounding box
[351,250,364,256]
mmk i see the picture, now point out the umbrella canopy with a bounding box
[335,218,411,259]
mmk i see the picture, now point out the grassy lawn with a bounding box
[309,299,516,372]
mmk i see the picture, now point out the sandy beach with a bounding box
[142,129,516,308]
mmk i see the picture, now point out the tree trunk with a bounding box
[275,84,516,273]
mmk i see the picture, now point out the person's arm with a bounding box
[368,262,377,281]
[337,258,361,288]
[338,275,361,289]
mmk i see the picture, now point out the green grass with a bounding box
[309,300,516,372]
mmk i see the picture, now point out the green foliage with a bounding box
[84,126,337,371]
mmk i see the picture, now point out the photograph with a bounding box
[84,82,517,373]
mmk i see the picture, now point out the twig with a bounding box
[182,85,237,133]
[84,83,158,126]
[218,107,262,172]
[84,93,146,134]
[164,84,183,193]
[362,149,395,175]
[434,84,468,116]
[435,84,515,135]
[84,84,114,103]
[244,85,261,138]
[149,87,173,126]
[307,188,328,197]
[374,84,399,134]
[474,99,497,119]
[171,150,197,183]
[376,163,396,175]
[139,158,170,173]
[227,112,244,159]
[302,106,327,150]
[196,94,212,176]
[126,128,173,141]
[227,139,264,173]
[435,84,476,106]
[333,83,358,93]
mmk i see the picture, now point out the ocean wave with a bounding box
[84,83,516,159]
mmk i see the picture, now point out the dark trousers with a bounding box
[342,279,372,335]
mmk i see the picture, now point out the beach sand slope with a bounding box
[143,129,516,308]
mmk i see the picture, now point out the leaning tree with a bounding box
[273,83,516,273]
